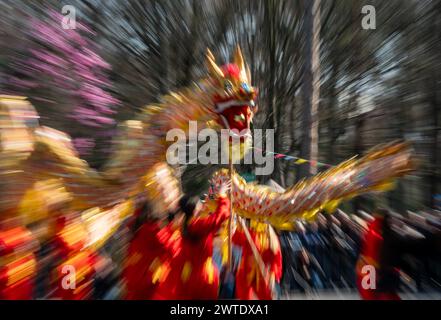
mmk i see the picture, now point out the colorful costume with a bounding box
[52,249,100,300]
[49,215,103,300]
[261,225,283,292]
[356,216,400,300]
[233,222,281,300]
[233,226,260,299]
[0,47,414,300]
[0,54,413,240]
[162,196,230,300]
[0,226,37,299]
[123,220,180,300]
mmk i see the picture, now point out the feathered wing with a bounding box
[212,141,414,230]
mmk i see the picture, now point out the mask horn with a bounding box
[207,48,215,61]
[206,48,224,80]
[234,45,245,74]
[246,64,252,83]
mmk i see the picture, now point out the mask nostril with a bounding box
[234,113,246,123]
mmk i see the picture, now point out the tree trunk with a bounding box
[180,0,201,86]
[154,0,168,98]
[298,0,321,179]
[352,115,364,213]
[428,73,439,208]
[263,0,282,185]
[325,58,340,164]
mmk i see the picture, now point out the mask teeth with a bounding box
[215,99,255,113]
[220,115,251,138]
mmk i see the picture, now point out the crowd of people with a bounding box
[280,208,441,298]
[2,174,441,300]
[122,178,284,300]
[0,180,284,300]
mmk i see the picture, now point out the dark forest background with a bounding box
[1,0,440,213]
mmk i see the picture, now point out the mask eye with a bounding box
[241,82,250,93]
[224,80,233,92]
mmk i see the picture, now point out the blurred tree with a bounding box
[4,8,120,166]
[298,0,321,179]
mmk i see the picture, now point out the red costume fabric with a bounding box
[160,196,230,300]
[356,217,400,300]
[52,249,101,300]
[123,219,180,300]
[233,227,273,300]
[262,229,283,284]
[49,216,102,300]
[0,227,37,300]
[233,227,257,299]
[52,216,86,261]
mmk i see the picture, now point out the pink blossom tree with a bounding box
[7,10,120,162]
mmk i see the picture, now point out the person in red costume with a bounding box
[48,205,104,300]
[356,210,388,300]
[356,208,440,300]
[123,201,180,300]
[261,225,282,296]
[0,221,38,300]
[161,181,231,300]
[233,221,279,300]
[233,223,261,300]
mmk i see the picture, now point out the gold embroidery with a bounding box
[204,258,215,284]
[181,261,192,283]
[6,255,36,286]
[150,258,171,284]
[126,251,143,266]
